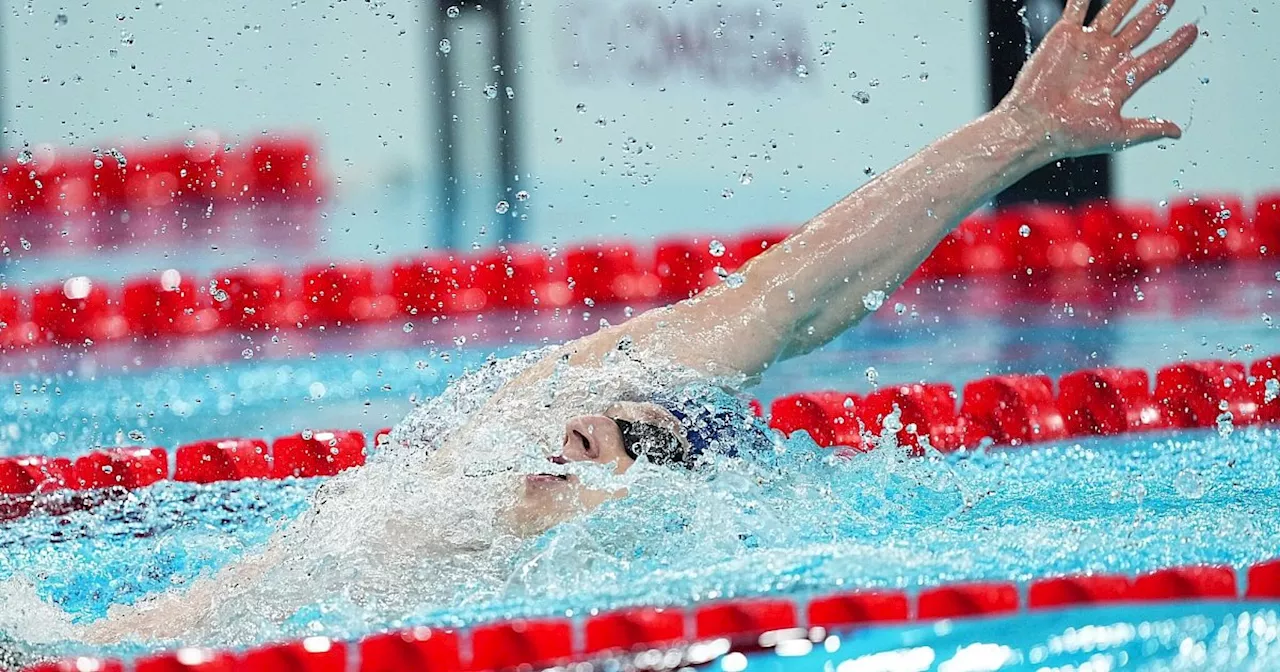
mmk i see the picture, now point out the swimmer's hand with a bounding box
[999,0,1198,157]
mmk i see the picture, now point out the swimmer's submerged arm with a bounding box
[615,0,1198,377]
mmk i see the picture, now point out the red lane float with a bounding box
[31,277,128,345]
[0,456,74,520]
[565,243,659,305]
[916,582,1019,619]
[806,591,910,628]
[211,268,301,331]
[1155,361,1258,428]
[1168,195,1254,261]
[653,238,719,301]
[1130,566,1238,601]
[768,392,862,449]
[357,627,460,672]
[237,638,346,672]
[584,607,686,654]
[1252,357,1280,423]
[1246,560,1280,599]
[859,383,964,453]
[469,619,573,671]
[74,448,168,490]
[1058,368,1167,436]
[122,271,219,337]
[1028,575,1134,608]
[960,375,1067,446]
[175,439,271,484]
[133,648,235,672]
[302,264,392,326]
[271,430,366,479]
[695,599,798,639]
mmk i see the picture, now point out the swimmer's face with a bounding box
[505,401,688,536]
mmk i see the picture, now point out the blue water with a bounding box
[0,264,1278,667]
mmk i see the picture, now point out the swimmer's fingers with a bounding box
[1121,117,1183,147]
[1125,23,1198,90]
[1062,0,1092,25]
[1092,0,1141,34]
[1116,0,1176,49]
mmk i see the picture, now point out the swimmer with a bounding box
[48,0,1197,653]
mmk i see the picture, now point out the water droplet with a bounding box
[495,200,510,214]
[54,13,68,25]
[515,190,530,201]
[865,366,880,386]
[842,397,855,410]
[402,322,414,333]
[868,78,880,87]
[438,38,452,54]
[739,171,753,185]
[505,86,515,99]
[575,102,587,113]
[1019,224,1031,238]
[919,72,929,82]
[301,429,314,440]
[127,429,146,442]
[862,290,886,311]
[721,189,734,199]
[212,289,229,302]
[1264,378,1279,403]
[708,240,726,257]
[453,335,467,347]
[1217,227,1228,238]
[583,297,596,307]
[19,238,31,251]
[1156,2,1169,15]
[16,150,32,165]
[795,64,809,78]
[241,348,254,359]
[1125,71,1136,86]
[818,41,834,56]
[1174,468,1204,499]
[894,302,907,315]
[446,5,459,17]
[852,91,871,104]
[1200,76,1210,85]
[723,272,746,289]
[483,84,498,99]
[1215,410,1234,438]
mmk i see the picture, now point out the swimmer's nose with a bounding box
[562,417,599,461]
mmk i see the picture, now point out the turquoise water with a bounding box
[0,265,1278,667]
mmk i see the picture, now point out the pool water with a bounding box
[1,264,1278,667]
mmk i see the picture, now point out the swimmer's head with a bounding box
[507,395,759,536]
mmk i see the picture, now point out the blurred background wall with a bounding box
[1,0,1275,281]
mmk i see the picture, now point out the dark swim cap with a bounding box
[658,390,767,465]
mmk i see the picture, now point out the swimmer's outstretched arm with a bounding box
[570,0,1197,377]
